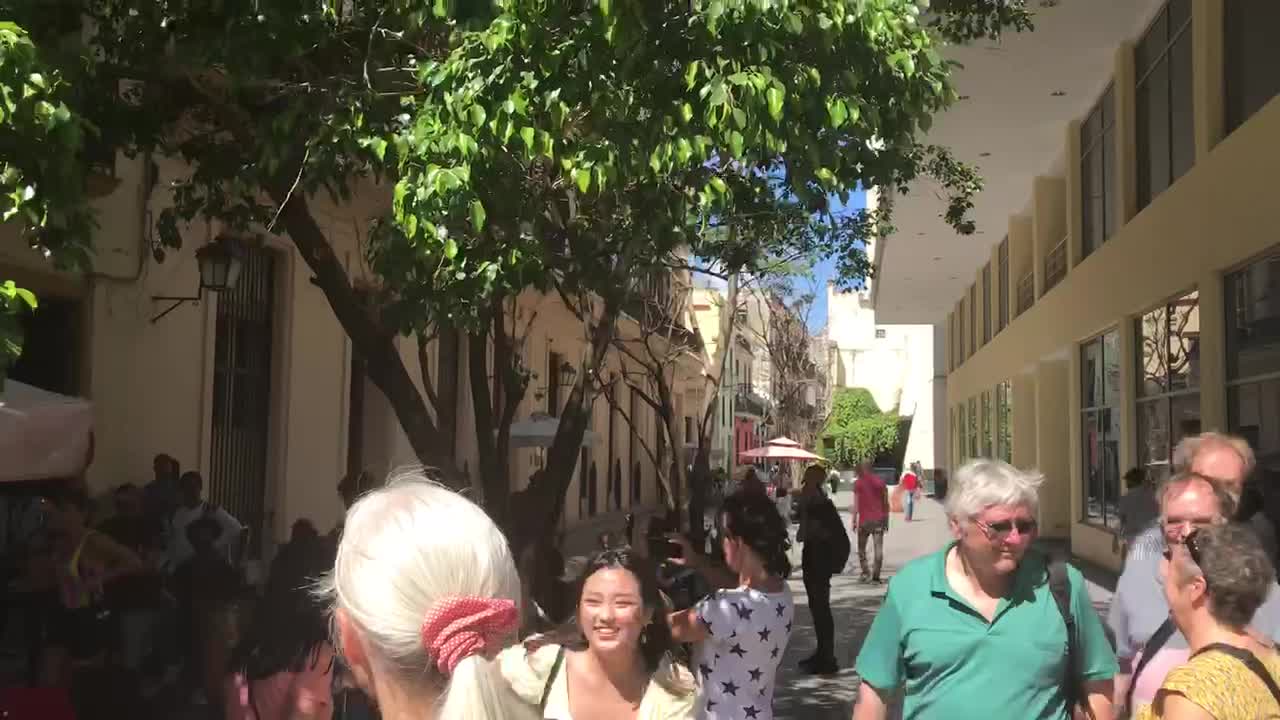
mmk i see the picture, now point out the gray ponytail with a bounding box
[319,467,535,720]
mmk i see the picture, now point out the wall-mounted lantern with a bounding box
[150,235,244,323]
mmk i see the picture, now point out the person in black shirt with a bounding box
[98,484,165,672]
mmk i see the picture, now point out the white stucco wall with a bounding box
[825,286,937,470]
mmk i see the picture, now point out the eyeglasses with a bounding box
[975,518,1038,539]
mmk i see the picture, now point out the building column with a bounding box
[1032,176,1066,294]
[1193,0,1226,159]
[1115,42,1139,225]
[1118,316,1138,476]
[1035,359,1071,538]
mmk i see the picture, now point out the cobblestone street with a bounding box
[773,491,1118,719]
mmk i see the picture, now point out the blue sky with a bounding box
[806,187,868,333]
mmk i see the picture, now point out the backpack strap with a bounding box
[1125,618,1177,712]
[1047,558,1082,713]
[539,646,566,713]
[1195,643,1280,706]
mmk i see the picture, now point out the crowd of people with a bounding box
[13,429,1280,720]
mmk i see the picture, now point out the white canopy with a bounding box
[506,412,596,449]
[0,380,94,483]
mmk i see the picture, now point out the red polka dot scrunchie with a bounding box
[420,596,519,675]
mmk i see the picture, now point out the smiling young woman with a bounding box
[498,548,695,720]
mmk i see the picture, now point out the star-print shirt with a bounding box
[692,585,794,720]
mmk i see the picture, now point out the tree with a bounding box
[756,277,829,449]
[2,0,1036,551]
[823,387,899,468]
[0,22,93,383]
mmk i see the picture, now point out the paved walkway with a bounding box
[773,492,1117,719]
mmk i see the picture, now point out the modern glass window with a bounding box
[996,380,1013,463]
[1081,329,1122,530]
[1080,86,1116,258]
[982,264,992,346]
[1225,0,1280,133]
[997,238,1009,333]
[1136,291,1202,485]
[1226,252,1280,474]
[981,390,993,457]
[967,397,978,460]
[1136,0,1194,211]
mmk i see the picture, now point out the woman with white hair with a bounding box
[319,469,534,720]
[851,459,1118,720]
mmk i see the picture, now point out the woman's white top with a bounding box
[498,643,697,720]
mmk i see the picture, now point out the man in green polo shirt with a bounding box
[852,459,1117,720]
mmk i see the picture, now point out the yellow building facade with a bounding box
[878,0,1280,571]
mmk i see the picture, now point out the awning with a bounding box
[739,444,824,461]
[0,380,94,483]
[506,412,596,449]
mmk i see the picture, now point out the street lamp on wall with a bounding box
[150,235,244,323]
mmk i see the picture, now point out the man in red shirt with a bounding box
[900,461,921,522]
[850,461,889,583]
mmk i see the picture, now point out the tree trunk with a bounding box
[514,296,620,549]
[270,188,461,486]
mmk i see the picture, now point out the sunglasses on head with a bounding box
[976,518,1038,537]
[1163,528,1205,565]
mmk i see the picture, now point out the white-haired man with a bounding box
[1108,470,1280,717]
[1173,431,1276,565]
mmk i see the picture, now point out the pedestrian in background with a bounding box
[796,465,848,675]
[900,463,921,523]
[851,461,888,583]
[852,459,1117,720]
[1134,524,1280,719]
[1118,467,1157,560]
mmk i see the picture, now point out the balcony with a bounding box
[1015,272,1035,317]
[734,383,768,418]
[1043,237,1067,294]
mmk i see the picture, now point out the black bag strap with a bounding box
[1125,618,1177,712]
[539,646,567,713]
[1195,643,1280,707]
[1047,559,1081,713]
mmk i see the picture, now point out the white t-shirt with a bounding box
[693,585,794,720]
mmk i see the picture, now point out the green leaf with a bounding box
[766,87,784,121]
[827,98,848,128]
[575,168,592,193]
[470,200,486,233]
[684,62,700,90]
[520,126,536,154]
[708,176,727,194]
[729,131,744,157]
[13,288,36,310]
[600,0,612,17]
[443,238,458,259]
[468,105,486,128]
[680,103,693,124]
[676,138,693,164]
[369,138,388,161]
